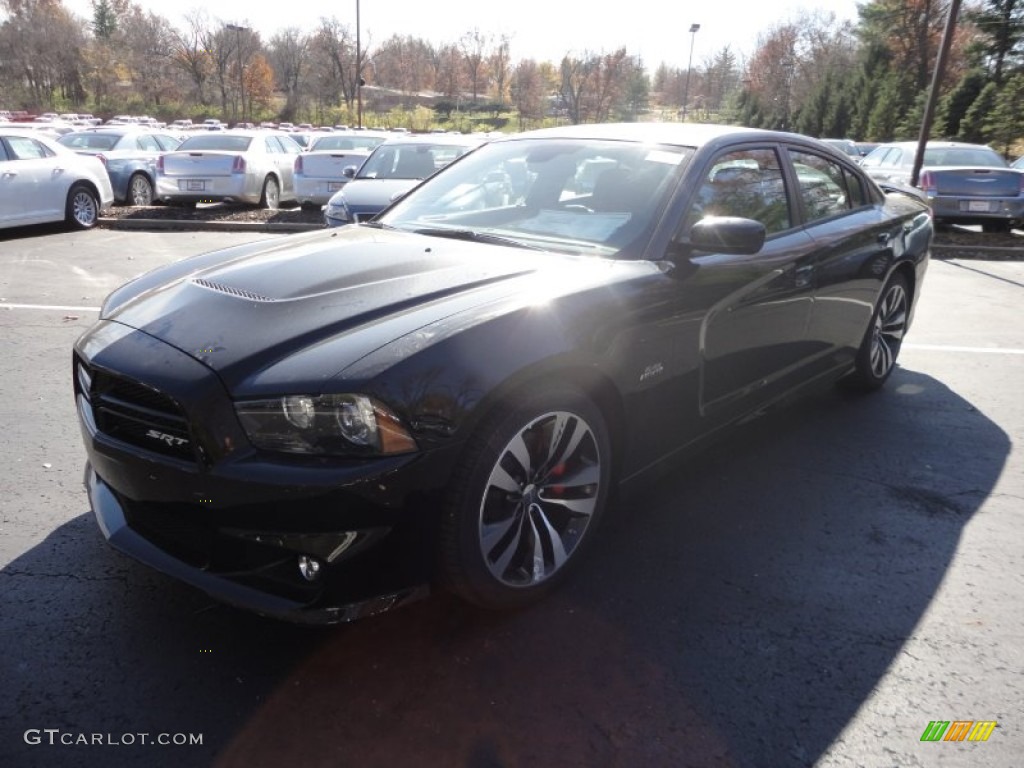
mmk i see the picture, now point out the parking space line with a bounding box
[1,303,101,312]
[904,343,1024,355]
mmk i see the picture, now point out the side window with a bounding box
[789,150,852,223]
[137,134,161,152]
[682,147,791,235]
[154,134,178,151]
[264,137,283,154]
[0,140,9,162]
[5,136,51,160]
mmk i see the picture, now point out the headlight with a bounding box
[235,394,417,455]
[324,199,350,222]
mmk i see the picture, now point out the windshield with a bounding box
[312,135,386,152]
[59,133,120,151]
[177,135,253,152]
[923,147,1007,167]
[378,138,691,258]
[356,143,476,180]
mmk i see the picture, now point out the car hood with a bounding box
[102,227,596,393]
[333,179,418,209]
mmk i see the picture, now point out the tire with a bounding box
[844,273,910,391]
[126,173,153,206]
[65,183,100,229]
[439,385,612,610]
[259,176,280,209]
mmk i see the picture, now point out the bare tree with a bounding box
[489,34,512,105]
[268,28,309,121]
[459,27,490,103]
[171,10,213,106]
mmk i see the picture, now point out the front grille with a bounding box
[79,362,195,463]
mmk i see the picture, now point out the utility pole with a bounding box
[911,0,962,187]
[356,0,362,128]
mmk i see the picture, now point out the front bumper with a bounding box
[86,465,428,624]
[74,323,450,623]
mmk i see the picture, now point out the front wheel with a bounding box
[844,273,910,390]
[65,183,100,229]
[439,385,612,610]
[259,176,280,209]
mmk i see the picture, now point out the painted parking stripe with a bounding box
[1,303,101,312]
[904,343,1024,355]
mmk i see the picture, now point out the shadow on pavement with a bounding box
[0,367,1008,768]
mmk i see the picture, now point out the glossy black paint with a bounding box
[74,124,932,622]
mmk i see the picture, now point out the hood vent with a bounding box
[192,278,275,302]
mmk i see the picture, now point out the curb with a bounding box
[932,243,1024,261]
[98,218,322,233]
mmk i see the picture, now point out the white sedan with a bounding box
[155,130,302,208]
[0,128,114,230]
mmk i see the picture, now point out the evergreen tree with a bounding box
[959,81,999,142]
[92,0,118,41]
[937,70,989,138]
[984,72,1024,153]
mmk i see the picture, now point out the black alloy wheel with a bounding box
[845,273,910,390]
[440,385,612,609]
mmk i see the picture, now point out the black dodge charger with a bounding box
[74,123,932,623]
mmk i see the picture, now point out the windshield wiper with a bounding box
[411,227,544,251]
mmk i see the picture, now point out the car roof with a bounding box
[500,122,770,148]
[880,140,996,151]
[374,133,486,148]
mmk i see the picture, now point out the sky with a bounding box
[61,0,863,69]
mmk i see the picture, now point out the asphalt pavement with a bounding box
[0,225,1021,768]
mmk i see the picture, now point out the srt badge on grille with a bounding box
[145,429,189,447]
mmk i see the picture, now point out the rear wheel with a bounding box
[439,385,612,610]
[65,183,100,229]
[259,176,280,209]
[844,273,909,391]
[126,173,153,206]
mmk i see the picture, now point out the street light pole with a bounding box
[226,24,249,123]
[681,23,700,122]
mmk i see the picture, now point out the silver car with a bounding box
[860,140,1023,232]
[293,132,389,209]
[155,130,302,208]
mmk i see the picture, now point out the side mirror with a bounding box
[689,216,766,255]
[343,166,357,178]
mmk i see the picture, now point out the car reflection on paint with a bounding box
[74,123,932,623]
